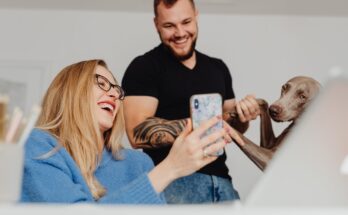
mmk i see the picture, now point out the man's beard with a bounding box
[164,37,197,62]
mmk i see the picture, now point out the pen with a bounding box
[5,107,23,143]
[0,95,9,142]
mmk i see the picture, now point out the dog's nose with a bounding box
[269,105,282,117]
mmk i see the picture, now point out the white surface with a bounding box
[0,203,348,215]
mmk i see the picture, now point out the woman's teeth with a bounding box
[100,103,114,112]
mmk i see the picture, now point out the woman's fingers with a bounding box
[201,139,226,161]
[176,118,192,144]
[167,116,231,178]
[226,124,245,146]
[199,128,226,149]
[190,116,221,138]
[222,121,233,143]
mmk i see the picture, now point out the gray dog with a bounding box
[224,76,321,171]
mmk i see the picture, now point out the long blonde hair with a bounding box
[37,59,125,200]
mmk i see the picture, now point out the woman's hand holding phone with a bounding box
[148,117,227,193]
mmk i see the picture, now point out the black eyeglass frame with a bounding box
[95,74,125,100]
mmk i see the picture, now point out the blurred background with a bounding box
[0,0,347,201]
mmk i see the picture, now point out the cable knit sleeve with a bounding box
[21,129,95,202]
[21,129,166,204]
[98,149,166,204]
[99,173,165,204]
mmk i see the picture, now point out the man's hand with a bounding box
[223,95,261,134]
[235,94,261,123]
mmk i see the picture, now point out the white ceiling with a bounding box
[1,0,348,17]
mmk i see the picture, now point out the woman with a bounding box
[21,59,242,203]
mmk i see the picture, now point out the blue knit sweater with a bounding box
[20,128,166,204]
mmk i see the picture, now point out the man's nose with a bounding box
[174,25,185,37]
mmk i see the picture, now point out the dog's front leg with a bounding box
[223,109,249,134]
[257,99,277,149]
[233,130,274,171]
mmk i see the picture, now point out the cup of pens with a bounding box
[0,95,41,202]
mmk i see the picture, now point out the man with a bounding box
[122,0,259,203]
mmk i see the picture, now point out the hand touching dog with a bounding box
[224,76,321,171]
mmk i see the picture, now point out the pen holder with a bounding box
[0,143,24,203]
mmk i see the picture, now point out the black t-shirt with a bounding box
[122,44,235,179]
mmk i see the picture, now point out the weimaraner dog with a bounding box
[224,76,321,171]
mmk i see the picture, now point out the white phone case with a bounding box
[190,93,223,156]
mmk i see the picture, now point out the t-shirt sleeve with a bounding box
[122,56,159,99]
[217,59,235,100]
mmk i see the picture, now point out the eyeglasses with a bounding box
[95,74,125,100]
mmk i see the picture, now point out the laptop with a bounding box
[245,73,348,207]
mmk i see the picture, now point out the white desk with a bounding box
[1,203,348,215]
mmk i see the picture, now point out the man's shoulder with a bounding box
[196,50,228,71]
[196,50,225,64]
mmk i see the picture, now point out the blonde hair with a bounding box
[37,59,125,200]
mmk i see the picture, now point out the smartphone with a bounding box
[190,93,224,156]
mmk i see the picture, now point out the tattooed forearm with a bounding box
[133,117,187,149]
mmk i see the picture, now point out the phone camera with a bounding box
[194,99,199,109]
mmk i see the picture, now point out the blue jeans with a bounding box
[163,173,240,204]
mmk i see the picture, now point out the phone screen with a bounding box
[190,93,223,156]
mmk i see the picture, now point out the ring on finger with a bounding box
[203,148,209,158]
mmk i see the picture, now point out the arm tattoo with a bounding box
[133,117,187,149]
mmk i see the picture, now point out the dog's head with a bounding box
[269,76,321,122]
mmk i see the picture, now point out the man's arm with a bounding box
[123,96,187,149]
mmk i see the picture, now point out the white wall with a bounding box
[1,8,348,201]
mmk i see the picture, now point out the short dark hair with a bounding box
[153,0,195,17]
